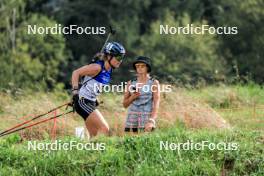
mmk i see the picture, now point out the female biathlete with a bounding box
[71,42,125,137]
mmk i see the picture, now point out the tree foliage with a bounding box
[0,0,68,90]
[0,0,263,90]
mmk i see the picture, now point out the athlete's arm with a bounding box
[71,64,101,89]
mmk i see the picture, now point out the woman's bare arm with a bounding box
[71,64,101,89]
[123,81,140,108]
[150,80,160,120]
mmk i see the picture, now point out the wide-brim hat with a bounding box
[133,56,151,73]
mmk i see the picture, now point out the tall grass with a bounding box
[0,85,263,175]
[0,127,263,175]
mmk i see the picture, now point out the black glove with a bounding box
[95,99,99,107]
[71,93,79,112]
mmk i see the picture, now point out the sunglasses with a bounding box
[115,55,124,62]
[135,63,146,68]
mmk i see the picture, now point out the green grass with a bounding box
[0,127,263,175]
[185,83,264,108]
[0,85,264,175]
[218,107,264,131]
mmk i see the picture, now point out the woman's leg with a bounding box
[84,109,110,137]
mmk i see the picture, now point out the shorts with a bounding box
[75,97,96,120]
[125,111,152,129]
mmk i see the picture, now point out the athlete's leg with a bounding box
[84,109,109,137]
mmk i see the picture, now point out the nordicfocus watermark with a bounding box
[27,24,106,35]
[160,24,238,35]
[88,82,172,93]
[160,140,239,153]
[27,140,106,151]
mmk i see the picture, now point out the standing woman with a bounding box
[123,56,160,132]
[71,42,125,137]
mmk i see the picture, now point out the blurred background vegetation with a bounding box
[0,0,263,91]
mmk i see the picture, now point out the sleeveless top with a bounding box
[125,78,154,128]
[79,60,112,101]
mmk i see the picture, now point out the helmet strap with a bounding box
[108,56,116,70]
